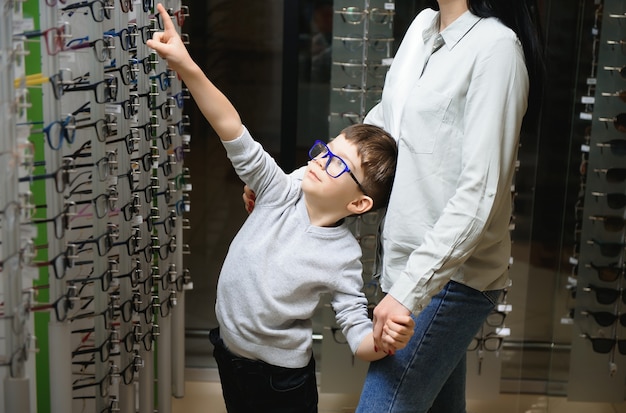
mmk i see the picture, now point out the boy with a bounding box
[147,4,414,412]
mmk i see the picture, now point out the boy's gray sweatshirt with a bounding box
[215,127,372,369]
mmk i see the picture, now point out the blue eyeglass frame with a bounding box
[308,140,368,196]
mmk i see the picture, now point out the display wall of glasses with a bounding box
[1,0,192,411]
[567,0,626,402]
[328,0,394,137]
[319,0,395,393]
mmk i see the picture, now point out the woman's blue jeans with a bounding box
[356,280,502,413]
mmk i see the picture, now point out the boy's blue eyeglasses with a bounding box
[308,140,368,196]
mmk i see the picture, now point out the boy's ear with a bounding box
[347,195,374,215]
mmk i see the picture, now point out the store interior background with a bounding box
[176,0,626,411]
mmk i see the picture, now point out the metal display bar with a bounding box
[2,0,192,410]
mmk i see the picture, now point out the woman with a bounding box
[356,0,543,412]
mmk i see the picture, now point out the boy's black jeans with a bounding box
[209,328,318,413]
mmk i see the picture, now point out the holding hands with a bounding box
[380,313,415,354]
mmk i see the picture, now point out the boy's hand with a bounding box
[146,3,191,72]
[379,313,415,354]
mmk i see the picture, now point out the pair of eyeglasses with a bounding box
[149,70,175,91]
[161,266,190,292]
[148,209,177,235]
[72,330,119,363]
[105,62,139,86]
[104,25,138,51]
[170,168,191,192]
[589,215,626,232]
[134,235,160,264]
[334,35,395,54]
[156,126,176,150]
[25,201,77,239]
[23,115,76,151]
[485,310,507,327]
[61,0,114,23]
[335,7,394,25]
[333,85,383,104]
[158,154,177,177]
[107,130,140,155]
[588,238,626,258]
[13,23,71,56]
[151,96,176,120]
[72,224,121,257]
[601,89,626,104]
[593,168,626,183]
[333,60,389,80]
[71,362,119,398]
[137,295,159,324]
[129,55,154,76]
[591,192,626,209]
[32,244,92,280]
[29,285,80,322]
[158,235,178,260]
[579,309,626,327]
[607,39,626,55]
[0,333,36,378]
[158,291,177,318]
[583,284,626,305]
[119,351,143,385]
[308,140,367,195]
[589,262,625,282]
[171,89,190,108]
[596,139,626,156]
[63,76,118,104]
[65,36,115,63]
[132,178,160,204]
[467,331,503,352]
[604,64,626,79]
[0,201,23,232]
[75,114,117,142]
[132,116,159,142]
[580,333,626,355]
[69,258,119,291]
[135,23,154,44]
[113,258,143,288]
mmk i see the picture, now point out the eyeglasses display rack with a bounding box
[2,1,35,412]
[567,0,626,402]
[1,0,192,411]
[320,0,395,395]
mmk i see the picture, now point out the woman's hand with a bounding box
[243,185,256,213]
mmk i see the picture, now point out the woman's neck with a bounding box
[437,0,468,31]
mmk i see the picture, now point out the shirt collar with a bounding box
[422,10,482,51]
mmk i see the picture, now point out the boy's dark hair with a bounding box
[340,124,397,211]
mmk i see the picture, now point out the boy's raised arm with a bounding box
[147,3,243,141]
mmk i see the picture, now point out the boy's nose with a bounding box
[309,158,323,169]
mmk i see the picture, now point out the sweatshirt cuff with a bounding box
[221,125,250,154]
